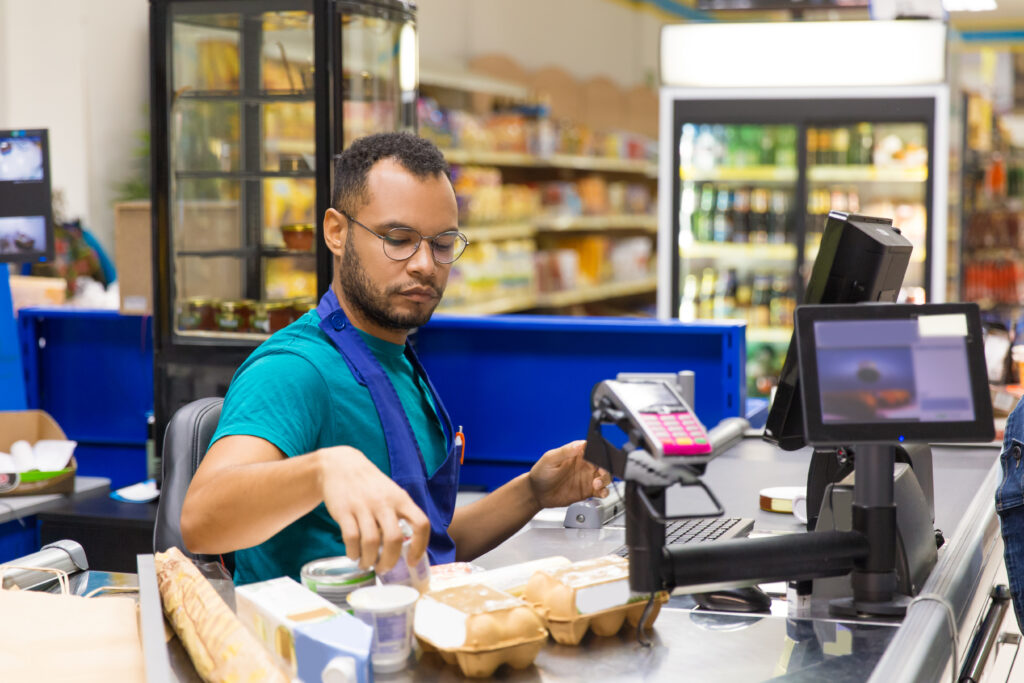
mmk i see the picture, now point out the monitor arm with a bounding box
[584,383,903,618]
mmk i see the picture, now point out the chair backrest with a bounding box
[153,397,223,563]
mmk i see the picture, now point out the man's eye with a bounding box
[385,234,414,247]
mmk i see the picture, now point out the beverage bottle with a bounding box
[806,128,819,167]
[697,183,715,242]
[679,123,696,169]
[833,127,850,167]
[680,183,697,242]
[732,187,750,243]
[769,190,789,244]
[855,122,874,165]
[750,187,769,243]
[817,128,832,165]
[713,188,733,242]
[724,269,738,318]
[698,268,716,319]
[760,126,776,166]
[679,273,698,321]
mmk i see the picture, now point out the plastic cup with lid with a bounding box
[346,584,420,673]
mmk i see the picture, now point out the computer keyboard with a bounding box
[612,517,754,557]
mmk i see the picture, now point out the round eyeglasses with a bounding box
[343,212,469,264]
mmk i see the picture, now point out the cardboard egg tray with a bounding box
[524,555,669,645]
[414,583,548,678]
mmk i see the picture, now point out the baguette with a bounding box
[154,547,288,683]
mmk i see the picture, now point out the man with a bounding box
[181,132,610,584]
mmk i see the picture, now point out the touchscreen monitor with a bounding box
[794,303,994,446]
[0,129,54,263]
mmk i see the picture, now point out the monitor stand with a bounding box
[829,443,911,618]
[0,263,27,410]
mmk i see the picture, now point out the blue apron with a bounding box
[316,289,459,564]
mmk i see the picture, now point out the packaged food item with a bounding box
[154,547,289,682]
[429,556,570,596]
[414,583,547,678]
[280,223,315,251]
[216,299,254,333]
[179,297,219,331]
[523,555,668,645]
[347,584,420,673]
[377,519,431,594]
[235,576,372,682]
[252,300,294,334]
[301,556,376,611]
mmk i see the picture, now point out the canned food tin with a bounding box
[301,556,376,610]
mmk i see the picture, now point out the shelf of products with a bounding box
[157,2,416,341]
[439,277,657,316]
[442,149,656,176]
[674,116,936,400]
[419,86,659,316]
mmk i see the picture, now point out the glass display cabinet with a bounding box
[150,0,417,447]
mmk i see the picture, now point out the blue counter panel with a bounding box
[17,309,153,444]
[414,314,745,489]
[0,516,39,563]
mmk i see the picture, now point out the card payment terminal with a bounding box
[591,378,713,464]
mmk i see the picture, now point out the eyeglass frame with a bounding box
[341,211,469,264]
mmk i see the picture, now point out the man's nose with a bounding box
[406,240,437,275]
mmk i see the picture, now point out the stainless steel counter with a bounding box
[83,438,1010,682]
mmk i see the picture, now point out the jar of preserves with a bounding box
[254,300,293,334]
[179,297,219,331]
[280,223,315,251]
[217,299,255,333]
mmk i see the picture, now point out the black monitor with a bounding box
[794,303,994,446]
[763,211,913,450]
[0,129,53,263]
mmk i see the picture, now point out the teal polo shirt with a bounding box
[208,309,448,584]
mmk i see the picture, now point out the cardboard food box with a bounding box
[0,410,76,496]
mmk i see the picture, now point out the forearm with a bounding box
[180,451,325,554]
[449,473,541,561]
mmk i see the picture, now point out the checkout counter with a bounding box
[26,436,1009,682]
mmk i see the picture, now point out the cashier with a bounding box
[180,132,610,584]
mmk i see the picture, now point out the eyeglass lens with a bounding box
[383,227,466,263]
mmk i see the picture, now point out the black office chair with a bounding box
[153,397,225,567]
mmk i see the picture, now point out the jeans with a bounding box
[996,399,1024,630]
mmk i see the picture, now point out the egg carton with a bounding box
[524,554,669,645]
[543,593,667,645]
[414,583,548,678]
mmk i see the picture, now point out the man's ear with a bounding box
[323,208,345,257]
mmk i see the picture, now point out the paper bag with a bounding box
[0,588,145,682]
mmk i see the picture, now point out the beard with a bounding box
[338,235,444,332]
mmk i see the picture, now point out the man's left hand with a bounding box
[527,440,611,509]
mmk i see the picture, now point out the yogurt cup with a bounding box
[346,584,420,673]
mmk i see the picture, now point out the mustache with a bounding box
[388,279,442,298]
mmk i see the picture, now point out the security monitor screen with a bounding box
[795,303,994,445]
[812,316,973,424]
[0,129,53,263]
[0,135,44,181]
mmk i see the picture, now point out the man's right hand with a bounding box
[316,446,430,574]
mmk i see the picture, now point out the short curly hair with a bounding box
[332,132,451,214]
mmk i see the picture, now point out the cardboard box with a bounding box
[113,201,153,316]
[7,275,66,314]
[0,410,76,496]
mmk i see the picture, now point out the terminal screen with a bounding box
[811,314,974,424]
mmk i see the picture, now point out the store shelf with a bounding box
[462,223,536,243]
[175,90,312,103]
[747,326,793,344]
[175,329,270,342]
[176,247,316,258]
[679,166,797,183]
[534,215,658,232]
[535,277,657,308]
[441,149,656,176]
[420,64,530,99]
[174,170,316,180]
[439,277,658,315]
[439,294,538,316]
[808,165,928,183]
[684,241,796,261]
